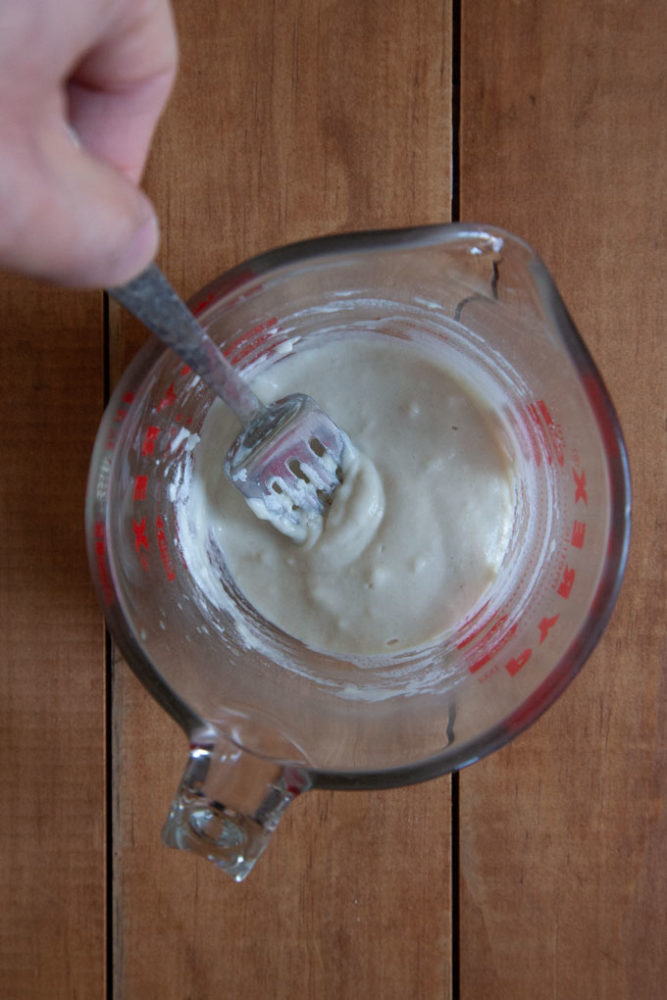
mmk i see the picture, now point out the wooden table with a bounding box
[1,2,665,997]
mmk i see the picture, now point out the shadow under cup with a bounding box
[87,225,630,879]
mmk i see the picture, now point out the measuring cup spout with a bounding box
[161,735,309,881]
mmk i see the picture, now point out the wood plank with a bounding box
[0,276,106,998]
[112,2,454,998]
[459,1,667,997]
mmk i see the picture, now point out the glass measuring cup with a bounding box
[86,224,630,881]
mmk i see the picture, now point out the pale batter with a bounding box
[178,335,515,657]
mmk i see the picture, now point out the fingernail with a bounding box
[64,122,81,148]
[114,210,160,285]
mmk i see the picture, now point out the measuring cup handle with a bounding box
[161,735,309,882]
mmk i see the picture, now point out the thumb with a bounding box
[1,119,159,288]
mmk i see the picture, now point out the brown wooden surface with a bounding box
[459,2,667,997]
[0,281,106,999]
[0,1,664,998]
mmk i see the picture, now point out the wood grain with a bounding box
[459,2,667,997]
[0,277,106,998]
[2,1,662,996]
[111,3,454,998]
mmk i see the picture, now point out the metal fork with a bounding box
[108,264,352,542]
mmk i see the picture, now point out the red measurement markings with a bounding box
[94,522,114,606]
[498,607,567,679]
[191,291,218,317]
[573,466,588,504]
[536,400,565,466]
[114,391,136,424]
[571,519,586,549]
[223,317,279,364]
[505,648,532,677]
[557,564,576,599]
[104,394,134,448]
[156,382,177,412]
[164,425,180,452]
[504,616,559,678]
[133,517,149,553]
[521,400,566,466]
[552,463,588,601]
[455,602,492,649]
[468,615,517,674]
[134,475,148,501]
[524,403,549,465]
[141,425,160,456]
[539,614,560,643]
[156,516,176,581]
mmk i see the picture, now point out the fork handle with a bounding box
[108,263,264,426]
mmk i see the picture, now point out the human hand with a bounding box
[0,0,177,287]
